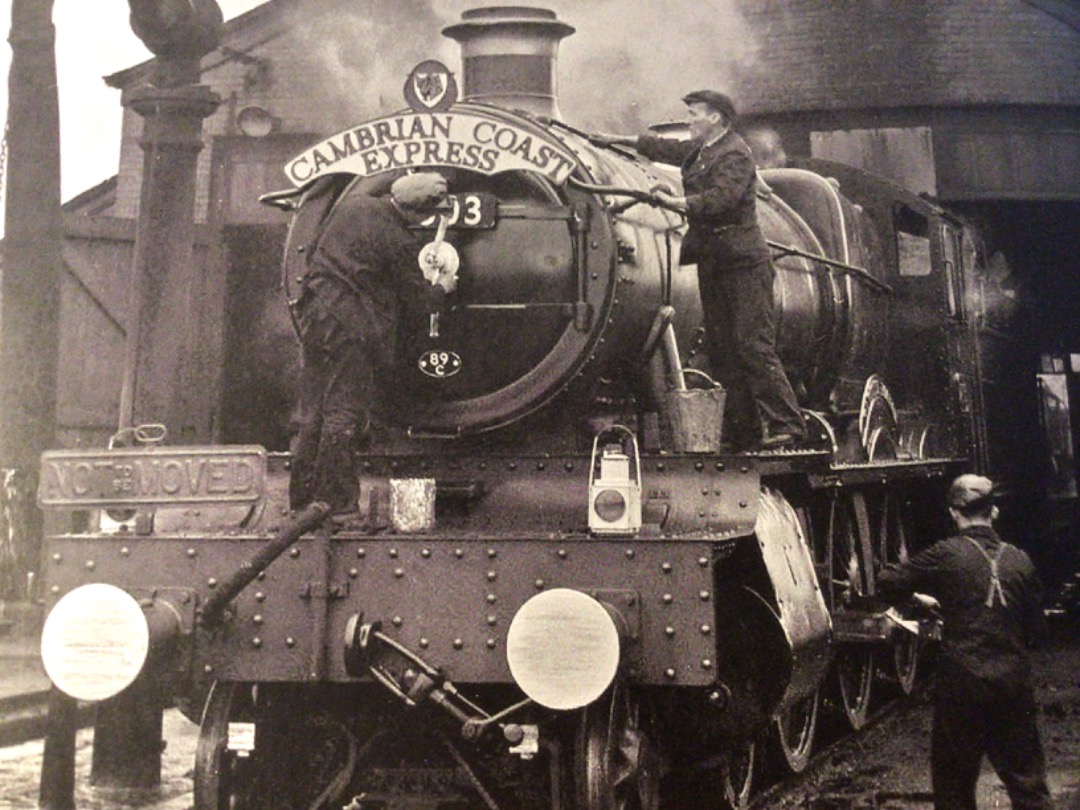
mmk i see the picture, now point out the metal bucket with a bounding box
[666,369,726,453]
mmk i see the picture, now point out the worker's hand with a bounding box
[589,132,634,148]
[652,189,688,212]
[909,593,940,611]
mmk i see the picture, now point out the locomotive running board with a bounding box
[809,457,963,489]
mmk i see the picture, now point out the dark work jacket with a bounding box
[300,193,448,368]
[635,129,770,269]
[877,525,1045,694]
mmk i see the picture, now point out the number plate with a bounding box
[418,350,463,378]
[38,446,266,507]
[418,193,497,230]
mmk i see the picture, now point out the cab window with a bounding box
[895,205,931,278]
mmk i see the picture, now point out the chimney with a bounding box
[443,6,574,118]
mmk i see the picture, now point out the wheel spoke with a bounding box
[773,690,819,773]
[721,739,755,810]
[827,493,877,731]
[893,633,919,695]
[837,648,874,730]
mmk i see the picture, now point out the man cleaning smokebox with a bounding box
[289,172,457,518]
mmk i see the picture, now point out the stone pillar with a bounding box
[90,674,168,790]
[117,84,220,436]
[94,83,218,791]
[38,689,77,810]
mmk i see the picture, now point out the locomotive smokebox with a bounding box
[443,6,574,118]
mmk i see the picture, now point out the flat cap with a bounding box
[391,172,452,212]
[681,90,737,120]
[948,474,995,510]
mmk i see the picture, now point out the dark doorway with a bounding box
[954,200,1080,583]
[220,224,300,451]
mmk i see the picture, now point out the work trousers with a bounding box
[931,683,1055,810]
[697,257,804,447]
[289,296,375,513]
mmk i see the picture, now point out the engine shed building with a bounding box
[53,0,1078,558]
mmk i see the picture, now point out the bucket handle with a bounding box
[671,368,721,391]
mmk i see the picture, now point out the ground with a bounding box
[768,620,1080,810]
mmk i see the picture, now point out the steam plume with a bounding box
[283,0,759,133]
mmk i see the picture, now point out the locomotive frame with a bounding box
[35,7,992,810]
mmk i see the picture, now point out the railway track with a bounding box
[0,689,94,748]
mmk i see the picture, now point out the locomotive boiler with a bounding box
[35,6,987,810]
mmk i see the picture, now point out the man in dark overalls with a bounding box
[289,173,456,515]
[592,90,805,449]
[878,475,1055,810]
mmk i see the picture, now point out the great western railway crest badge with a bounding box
[404,60,458,112]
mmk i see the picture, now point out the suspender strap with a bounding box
[966,537,1008,608]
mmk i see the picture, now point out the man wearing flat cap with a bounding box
[592,90,805,450]
[878,474,1054,810]
[289,172,456,516]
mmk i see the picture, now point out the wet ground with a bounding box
[0,709,198,810]
[767,622,1080,810]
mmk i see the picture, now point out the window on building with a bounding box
[895,205,931,278]
[1037,356,1077,500]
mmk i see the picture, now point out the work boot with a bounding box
[757,432,797,449]
[329,511,370,532]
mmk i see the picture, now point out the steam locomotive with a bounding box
[35,7,988,810]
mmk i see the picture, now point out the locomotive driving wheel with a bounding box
[194,681,256,810]
[880,492,919,694]
[195,682,376,810]
[769,504,822,774]
[576,679,661,810]
[830,494,875,731]
[859,375,900,462]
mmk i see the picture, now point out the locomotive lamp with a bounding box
[236,105,276,138]
[588,425,642,536]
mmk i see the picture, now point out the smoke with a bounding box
[282,0,458,128]
[537,0,761,131]
[282,0,760,134]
